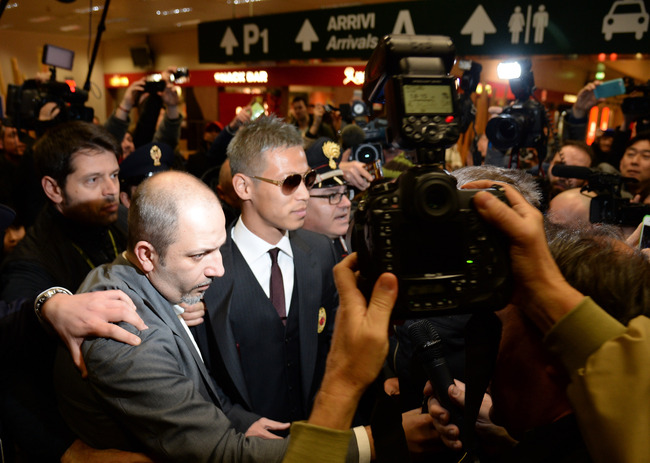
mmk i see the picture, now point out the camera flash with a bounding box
[497,62,522,80]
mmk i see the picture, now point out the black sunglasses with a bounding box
[252,170,317,195]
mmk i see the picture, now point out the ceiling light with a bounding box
[156,8,192,16]
[176,19,201,27]
[29,16,53,23]
[60,25,81,31]
[74,6,102,14]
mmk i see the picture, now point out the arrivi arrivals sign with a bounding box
[198,0,649,63]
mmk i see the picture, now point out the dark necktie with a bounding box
[268,248,287,325]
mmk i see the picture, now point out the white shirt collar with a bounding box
[232,216,293,262]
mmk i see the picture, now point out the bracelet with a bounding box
[34,286,72,323]
[118,104,132,113]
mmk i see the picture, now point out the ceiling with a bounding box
[0,0,402,40]
[1,0,648,93]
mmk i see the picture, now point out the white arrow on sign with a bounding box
[461,5,496,45]
[295,19,319,52]
[220,27,239,55]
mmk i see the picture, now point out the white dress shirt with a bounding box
[231,217,295,316]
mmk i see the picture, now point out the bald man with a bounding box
[53,171,305,462]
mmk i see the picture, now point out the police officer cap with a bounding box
[305,137,346,189]
[120,141,174,187]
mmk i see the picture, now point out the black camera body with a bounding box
[355,35,512,318]
[353,166,512,318]
[6,79,93,130]
[486,98,548,156]
[590,195,650,226]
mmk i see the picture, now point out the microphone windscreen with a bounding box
[408,319,444,360]
[550,164,595,180]
[340,124,366,149]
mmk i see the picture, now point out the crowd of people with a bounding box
[0,62,649,463]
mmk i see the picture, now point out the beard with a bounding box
[61,195,119,227]
[180,279,213,305]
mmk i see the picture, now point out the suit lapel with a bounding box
[290,231,320,407]
[204,236,253,408]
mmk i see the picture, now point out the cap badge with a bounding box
[322,141,340,170]
[150,145,162,167]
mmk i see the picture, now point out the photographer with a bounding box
[561,80,635,170]
[105,67,184,161]
[290,96,336,145]
[428,184,650,463]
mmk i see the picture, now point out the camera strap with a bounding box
[461,311,502,462]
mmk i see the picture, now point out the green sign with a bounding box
[198,0,649,63]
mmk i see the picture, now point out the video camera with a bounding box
[352,35,512,319]
[485,60,549,161]
[6,44,93,130]
[551,164,650,226]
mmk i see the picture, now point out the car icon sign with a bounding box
[603,0,649,40]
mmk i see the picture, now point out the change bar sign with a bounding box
[198,0,649,63]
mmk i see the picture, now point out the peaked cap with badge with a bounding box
[304,137,346,189]
[119,141,174,188]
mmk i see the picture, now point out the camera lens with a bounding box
[352,143,381,163]
[486,114,525,150]
[415,177,457,219]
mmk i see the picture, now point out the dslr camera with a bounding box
[485,60,548,159]
[354,34,512,319]
[144,67,189,93]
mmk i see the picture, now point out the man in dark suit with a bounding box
[54,171,350,461]
[197,116,341,433]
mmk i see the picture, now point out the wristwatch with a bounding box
[34,286,72,323]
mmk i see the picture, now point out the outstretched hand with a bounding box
[308,253,398,430]
[463,181,583,333]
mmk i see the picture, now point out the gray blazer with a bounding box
[54,254,288,462]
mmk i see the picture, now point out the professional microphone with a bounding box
[408,320,463,435]
[340,123,366,150]
[551,164,639,186]
[550,164,597,179]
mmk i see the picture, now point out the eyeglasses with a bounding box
[252,170,318,195]
[310,189,349,205]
